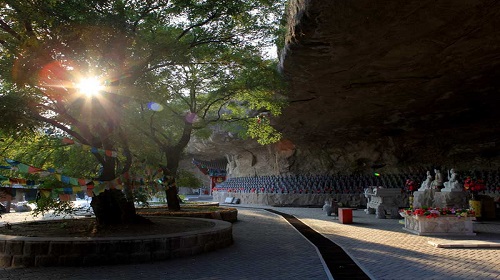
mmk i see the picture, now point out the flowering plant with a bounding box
[463,176,486,199]
[404,179,417,195]
[400,207,475,219]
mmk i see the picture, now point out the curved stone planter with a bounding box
[402,215,475,236]
[137,207,238,223]
[0,217,233,268]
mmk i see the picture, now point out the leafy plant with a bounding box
[31,196,76,218]
[176,170,203,189]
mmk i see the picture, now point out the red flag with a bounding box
[28,166,43,174]
[62,137,75,145]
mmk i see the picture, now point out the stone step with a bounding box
[428,240,500,248]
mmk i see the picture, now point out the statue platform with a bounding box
[413,190,468,209]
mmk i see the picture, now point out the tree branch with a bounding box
[177,12,220,40]
[0,19,22,40]
[200,92,234,119]
[189,36,236,48]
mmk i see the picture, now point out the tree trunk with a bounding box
[165,176,181,211]
[158,121,192,211]
[160,160,181,211]
[90,154,149,226]
[91,189,151,226]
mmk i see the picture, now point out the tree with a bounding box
[0,0,286,219]
[130,45,285,210]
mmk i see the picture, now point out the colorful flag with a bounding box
[17,163,29,173]
[69,177,79,186]
[62,137,75,145]
[61,175,71,184]
[28,166,43,174]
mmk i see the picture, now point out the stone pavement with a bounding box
[1,206,499,280]
[271,206,500,280]
[0,209,329,280]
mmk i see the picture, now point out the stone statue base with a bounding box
[434,192,468,209]
[413,190,438,208]
[413,190,468,209]
[441,188,462,192]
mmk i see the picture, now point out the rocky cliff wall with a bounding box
[219,137,500,178]
[185,0,500,179]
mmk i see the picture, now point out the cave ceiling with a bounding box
[277,0,500,148]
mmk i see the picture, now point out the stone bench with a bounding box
[365,187,403,219]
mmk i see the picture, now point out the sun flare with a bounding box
[77,77,103,96]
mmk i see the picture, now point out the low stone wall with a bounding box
[137,207,238,223]
[0,217,233,268]
[213,191,367,207]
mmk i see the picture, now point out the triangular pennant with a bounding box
[69,177,79,186]
[62,137,75,145]
[63,187,72,194]
[5,158,20,166]
[61,175,71,184]
[17,163,29,173]
[41,190,51,198]
[28,166,43,174]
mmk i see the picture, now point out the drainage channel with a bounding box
[265,209,371,280]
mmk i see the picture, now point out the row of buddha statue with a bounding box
[418,168,462,192]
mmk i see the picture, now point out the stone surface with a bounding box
[413,190,468,209]
[278,0,500,162]
[403,215,475,236]
[365,188,403,219]
[0,217,233,268]
[213,191,366,208]
[187,0,500,178]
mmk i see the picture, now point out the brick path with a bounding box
[275,206,500,280]
[1,206,499,280]
[0,209,329,280]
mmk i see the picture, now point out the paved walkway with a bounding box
[1,205,499,280]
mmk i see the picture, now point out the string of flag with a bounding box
[61,137,119,158]
[0,157,165,197]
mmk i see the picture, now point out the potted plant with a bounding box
[404,179,417,207]
[464,176,486,218]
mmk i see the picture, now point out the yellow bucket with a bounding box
[469,200,482,218]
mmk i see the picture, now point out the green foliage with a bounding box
[133,187,150,207]
[0,0,288,214]
[31,196,75,218]
[0,133,98,179]
[247,116,282,145]
[176,169,202,189]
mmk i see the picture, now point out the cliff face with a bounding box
[188,0,500,177]
[276,0,500,172]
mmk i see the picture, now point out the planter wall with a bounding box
[136,207,238,223]
[0,217,233,268]
[403,215,475,236]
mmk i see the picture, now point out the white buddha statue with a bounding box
[442,168,463,192]
[418,171,433,191]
